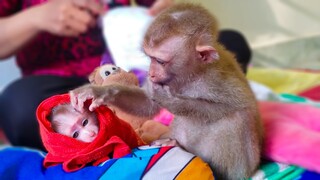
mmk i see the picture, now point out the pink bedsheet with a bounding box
[260,101,320,173]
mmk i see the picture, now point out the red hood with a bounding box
[36,93,144,172]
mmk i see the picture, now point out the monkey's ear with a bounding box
[88,69,98,83]
[196,45,220,63]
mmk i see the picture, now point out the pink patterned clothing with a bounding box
[0,0,135,77]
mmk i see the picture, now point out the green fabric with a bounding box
[249,161,305,180]
[278,93,320,108]
[260,162,281,177]
[268,166,304,180]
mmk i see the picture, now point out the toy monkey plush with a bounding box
[89,64,139,87]
[89,64,169,144]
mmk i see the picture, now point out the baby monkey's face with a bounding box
[53,107,99,143]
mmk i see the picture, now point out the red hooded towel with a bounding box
[36,93,144,172]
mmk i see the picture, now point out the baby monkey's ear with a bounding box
[88,68,99,84]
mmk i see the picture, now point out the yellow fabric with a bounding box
[247,67,320,94]
[175,157,214,180]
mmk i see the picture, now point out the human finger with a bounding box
[72,0,104,15]
[62,28,82,37]
[148,0,173,16]
[49,23,80,37]
[64,14,89,34]
[68,5,94,29]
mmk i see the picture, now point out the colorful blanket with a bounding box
[1,144,319,180]
[0,145,213,179]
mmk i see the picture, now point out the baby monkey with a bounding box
[50,103,99,143]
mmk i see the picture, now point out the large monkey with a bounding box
[70,3,263,180]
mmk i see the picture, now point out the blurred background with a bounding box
[177,0,320,69]
[1,0,319,90]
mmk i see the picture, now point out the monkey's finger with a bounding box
[74,98,84,113]
[151,138,173,146]
[89,99,104,111]
[69,91,78,108]
[76,92,93,112]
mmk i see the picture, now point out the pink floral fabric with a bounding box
[0,0,132,77]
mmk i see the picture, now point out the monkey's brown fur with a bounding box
[142,4,263,179]
[70,3,263,180]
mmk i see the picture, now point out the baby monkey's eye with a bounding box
[73,131,79,138]
[82,119,88,126]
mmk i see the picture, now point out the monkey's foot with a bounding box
[151,138,177,147]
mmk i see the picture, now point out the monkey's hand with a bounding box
[70,84,120,112]
[151,138,178,147]
[151,84,175,105]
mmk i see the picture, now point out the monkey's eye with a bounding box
[82,119,88,126]
[157,61,165,65]
[73,131,79,138]
[153,58,165,65]
[105,71,111,76]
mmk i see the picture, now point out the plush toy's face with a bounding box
[89,64,120,85]
[99,64,120,80]
[89,64,139,86]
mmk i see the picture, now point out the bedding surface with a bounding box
[0,145,214,179]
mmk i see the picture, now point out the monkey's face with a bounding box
[54,109,99,143]
[144,37,187,85]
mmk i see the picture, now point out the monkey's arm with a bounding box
[152,84,241,121]
[108,84,161,118]
[168,96,238,121]
[70,84,161,118]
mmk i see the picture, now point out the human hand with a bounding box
[34,0,104,36]
[148,0,174,16]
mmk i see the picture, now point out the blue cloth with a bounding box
[299,170,320,180]
[0,147,115,179]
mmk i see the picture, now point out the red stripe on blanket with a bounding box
[143,146,174,174]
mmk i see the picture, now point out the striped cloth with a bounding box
[249,161,304,180]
